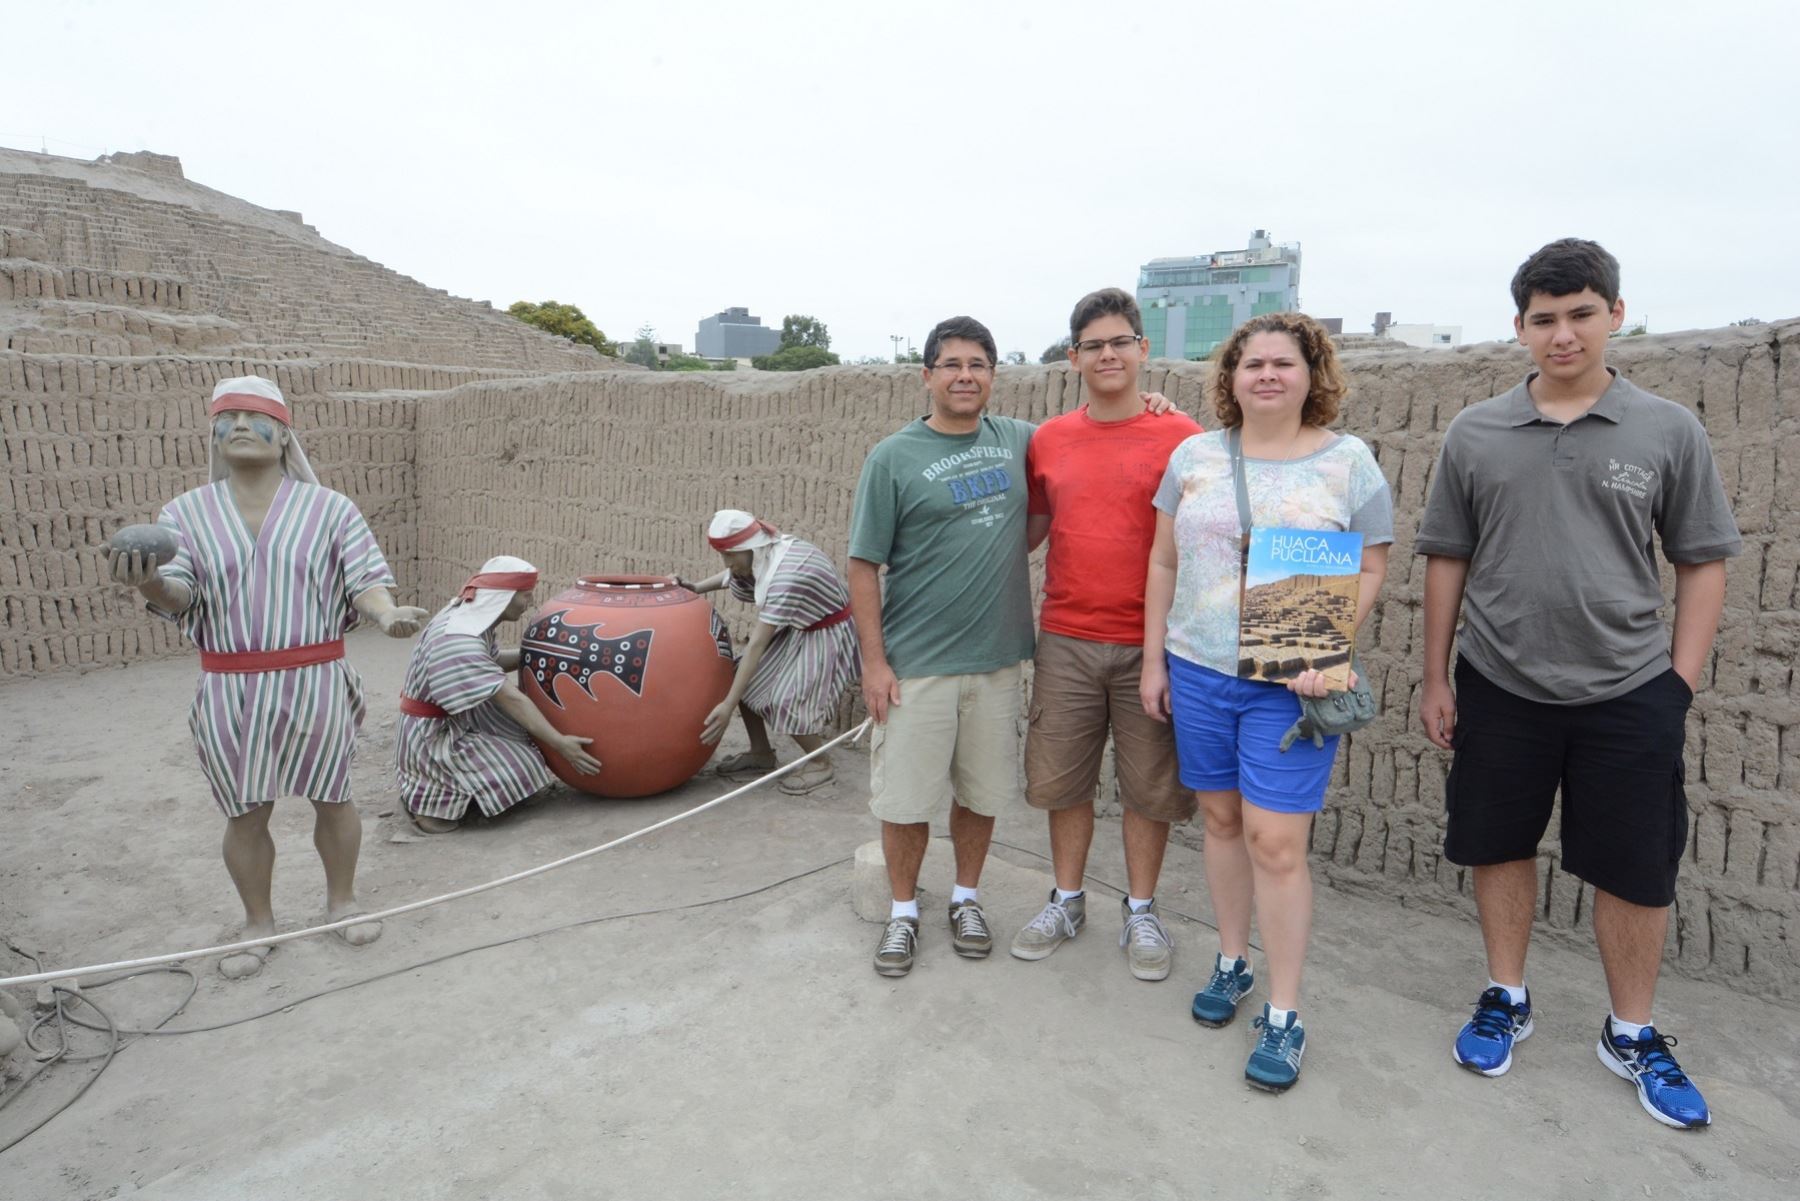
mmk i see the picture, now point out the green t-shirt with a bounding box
[848,414,1036,678]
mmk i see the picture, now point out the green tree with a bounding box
[664,352,716,372]
[780,315,831,350]
[752,345,841,371]
[1039,336,1071,364]
[1004,350,1027,366]
[624,322,662,369]
[507,300,615,355]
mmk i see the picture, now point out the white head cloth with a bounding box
[207,376,318,485]
[706,509,795,606]
[444,555,539,637]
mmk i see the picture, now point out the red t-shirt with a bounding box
[1027,405,1204,645]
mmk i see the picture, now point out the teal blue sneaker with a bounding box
[1245,1005,1305,1092]
[1191,956,1254,1027]
[1597,1019,1711,1129]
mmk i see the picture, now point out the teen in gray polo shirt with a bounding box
[1417,239,1739,1129]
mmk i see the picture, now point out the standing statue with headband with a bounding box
[106,376,429,980]
[680,509,862,794]
[396,555,602,833]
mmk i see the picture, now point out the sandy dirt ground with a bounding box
[1,631,1796,1200]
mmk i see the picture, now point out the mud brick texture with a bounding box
[1,148,612,372]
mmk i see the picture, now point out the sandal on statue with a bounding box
[778,762,835,795]
[218,942,272,980]
[716,751,778,776]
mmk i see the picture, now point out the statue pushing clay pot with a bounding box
[519,576,735,798]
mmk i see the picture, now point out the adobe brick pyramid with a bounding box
[0,146,624,674]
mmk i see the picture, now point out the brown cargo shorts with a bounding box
[1024,632,1194,823]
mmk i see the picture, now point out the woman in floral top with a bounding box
[1142,313,1393,1092]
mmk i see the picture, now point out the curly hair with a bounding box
[1208,312,1346,429]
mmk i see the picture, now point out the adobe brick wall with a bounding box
[0,148,611,372]
[409,321,1799,998]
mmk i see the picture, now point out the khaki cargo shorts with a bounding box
[869,664,1023,824]
[1024,632,1194,823]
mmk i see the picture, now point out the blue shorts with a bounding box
[1166,654,1339,813]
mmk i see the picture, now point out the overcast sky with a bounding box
[8,1,1796,361]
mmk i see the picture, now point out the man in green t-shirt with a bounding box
[848,315,1035,977]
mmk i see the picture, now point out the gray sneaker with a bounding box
[874,916,919,976]
[948,900,993,958]
[1009,889,1086,961]
[1120,898,1173,982]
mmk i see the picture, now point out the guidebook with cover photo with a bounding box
[1238,528,1364,690]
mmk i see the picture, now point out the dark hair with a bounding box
[1068,288,1143,342]
[923,316,997,368]
[1510,238,1620,314]
[1208,312,1347,430]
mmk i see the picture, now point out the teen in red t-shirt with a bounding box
[1010,288,1202,981]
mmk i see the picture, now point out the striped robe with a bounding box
[152,479,396,817]
[395,608,553,820]
[727,539,862,735]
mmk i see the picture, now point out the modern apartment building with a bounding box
[1136,230,1301,359]
[695,307,781,359]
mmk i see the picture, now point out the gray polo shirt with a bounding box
[1416,370,1740,705]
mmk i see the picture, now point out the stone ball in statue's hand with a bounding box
[108,523,179,566]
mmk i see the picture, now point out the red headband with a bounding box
[458,570,539,602]
[208,392,292,425]
[707,519,778,551]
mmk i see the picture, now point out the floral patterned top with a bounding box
[1152,430,1394,674]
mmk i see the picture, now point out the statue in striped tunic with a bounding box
[106,376,428,980]
[682,509,862,795]
[396,556,601,834]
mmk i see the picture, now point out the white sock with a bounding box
[1488,979,1527,1007]
[949,885,978,905]
[1219,951,1247,973]
[1055,887,1084,903]
[1265,1005,1297,1029]
[890,898,919,920]
[1610,1013,1650,1041]
[1127,895,1153,913]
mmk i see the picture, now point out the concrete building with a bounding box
[1373,311,1462,349]
[695,307,780,359]
[1136,230,1302,360]
[636,340,684,366]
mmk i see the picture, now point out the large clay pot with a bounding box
[520,575,735,798]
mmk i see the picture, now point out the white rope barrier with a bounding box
[0,720,872,989]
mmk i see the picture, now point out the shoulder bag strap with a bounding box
[1227,426,1252,559]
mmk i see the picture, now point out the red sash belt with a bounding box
[199,639,345,674]
[804,606,853,632]
[398,695,450,719]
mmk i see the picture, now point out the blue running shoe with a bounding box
[1453,986,1533,1077]
[1245,1005,1305,1092]
[1597,1019,1712,1129]
[1191,956,1254,1027]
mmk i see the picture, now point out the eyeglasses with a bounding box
[929,360,994,375]
[1075,335,1143,354]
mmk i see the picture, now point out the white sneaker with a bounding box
[1120,898,1173,981]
